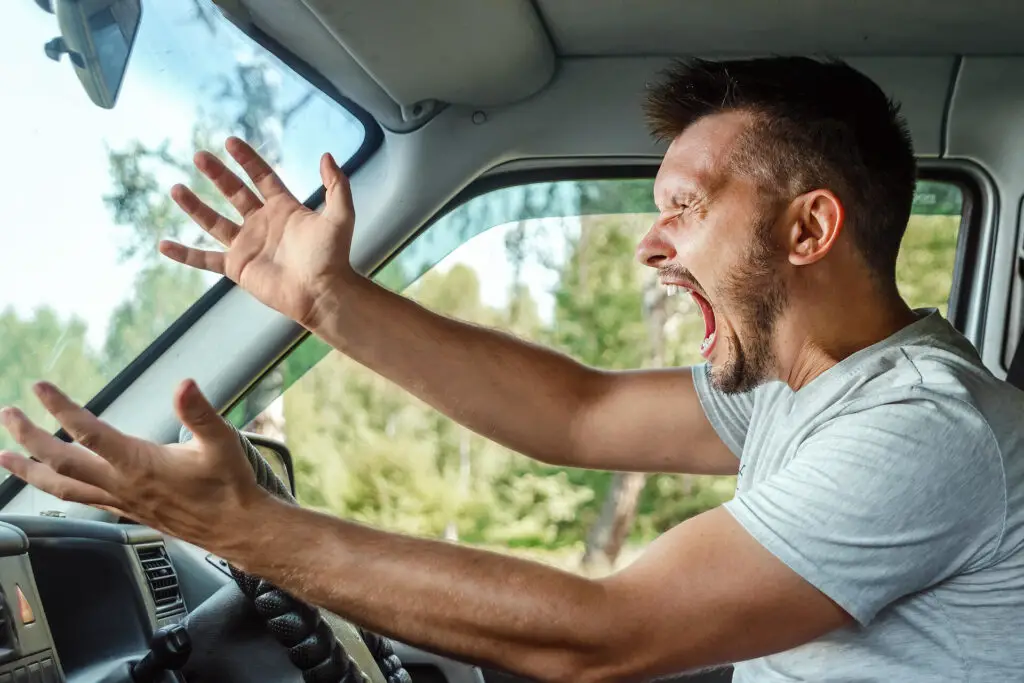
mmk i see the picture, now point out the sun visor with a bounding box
[214,0,556,132]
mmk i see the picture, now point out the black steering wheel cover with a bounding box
[179,424,410,683]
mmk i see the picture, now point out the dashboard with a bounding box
[0,514,488,683]
[0,517,150,682]
[0,520,60,682]
[0,514,206,683]
[0,515,384,683]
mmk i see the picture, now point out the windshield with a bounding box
[0,0,367,457]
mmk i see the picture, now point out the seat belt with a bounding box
[1007,327,1024,390]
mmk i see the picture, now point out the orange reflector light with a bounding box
[16,585,34,624]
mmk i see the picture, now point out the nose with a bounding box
[635,225,676,268]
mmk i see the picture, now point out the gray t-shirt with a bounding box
[693,309,1024,681]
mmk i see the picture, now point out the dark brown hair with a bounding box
[644,56,917,282]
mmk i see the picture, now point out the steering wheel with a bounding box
[178,425,411,683]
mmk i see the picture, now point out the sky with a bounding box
[432,218,569,322]
[0,0,365,345]
[0,0,563,394]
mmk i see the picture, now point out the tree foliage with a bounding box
[0,308,103,451]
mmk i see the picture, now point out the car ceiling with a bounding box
[214,0,1024,132]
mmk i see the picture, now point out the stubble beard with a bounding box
[707,213,788,395]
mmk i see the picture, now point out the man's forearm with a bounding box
[307,276,600,466]
[215,495,611,681]
[304,277,737,476]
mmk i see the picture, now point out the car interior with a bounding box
[2,0,1024,682]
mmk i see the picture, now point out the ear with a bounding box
[785,190,844,266]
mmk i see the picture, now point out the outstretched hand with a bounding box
[0,380,269,552]
[0,141,360,545]
[163,137,361,328]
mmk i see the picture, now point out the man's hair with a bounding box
[644,56,917,282]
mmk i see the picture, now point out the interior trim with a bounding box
[1002,194,1024,369]
[300,0,556,109]
[938,56,963,158]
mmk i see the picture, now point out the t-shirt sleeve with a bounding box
[691,363,758,458]
[722,391,1006,626]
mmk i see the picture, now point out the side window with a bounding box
[900,180,965,314]
[238,177,965,575]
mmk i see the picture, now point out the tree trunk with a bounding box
[246,367,286,443]
[581,471,648,571]
[249,395,285,441]
[445,430,472,542]
[581,269,670,571]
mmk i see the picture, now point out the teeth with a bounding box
[700,331,716,354]
[666,284,679,296]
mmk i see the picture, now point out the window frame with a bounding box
[915,159,996,352]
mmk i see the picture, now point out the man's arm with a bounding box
[308,278,738,475]
[215,499,849,682]
[0,379,844,681]
[0,381,998,682]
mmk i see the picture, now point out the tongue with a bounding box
[690,292,716,340]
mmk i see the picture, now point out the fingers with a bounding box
[170,184,241,246]
[173,380,233,445]
[319,152,355,226]
[30,383,129,462]
[225,137,295,202]
[192,151,264,218]
[0,452,121,508]
[159,241,226,275]
[0,408,118,490]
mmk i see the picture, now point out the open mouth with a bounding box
[666,283,718,359]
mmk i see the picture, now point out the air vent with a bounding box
[135,544,186,620]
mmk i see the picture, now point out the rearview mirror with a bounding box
[41,0,142,109]
[241,432,297,499]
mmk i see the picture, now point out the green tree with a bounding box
[0,308,104,451]
[281,262,597,548]
[551,215,648,370]
[897,214,962,315]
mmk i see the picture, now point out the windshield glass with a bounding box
[0,0,367,455]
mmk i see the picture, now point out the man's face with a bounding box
[637,112,789,393]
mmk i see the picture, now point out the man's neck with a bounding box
[774,287,919,392]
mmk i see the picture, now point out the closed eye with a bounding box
[661,206,687,223]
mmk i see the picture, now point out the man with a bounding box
[1,56,1021,682]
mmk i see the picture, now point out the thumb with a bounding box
[319,152,355,227]
[174,379,232,445]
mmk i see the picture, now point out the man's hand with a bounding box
[163,137,361,329]
[0,380,267,553]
